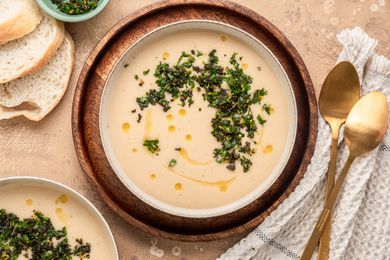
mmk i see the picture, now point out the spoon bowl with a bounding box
[345,92,389,156]
[319,61,360,124]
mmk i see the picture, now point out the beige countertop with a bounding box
[0,0,389,259]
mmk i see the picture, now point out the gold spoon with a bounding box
[301,91,388,260]
[318,61,360,259]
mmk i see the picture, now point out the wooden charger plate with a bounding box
[72,0,317,241]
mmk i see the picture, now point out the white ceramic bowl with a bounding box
[0,176,119,259]
[100,20,297,218]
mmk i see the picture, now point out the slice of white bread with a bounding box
[0,32,75,121]
[0,14,65,84]
[0,0,43,45]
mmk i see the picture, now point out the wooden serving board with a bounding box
[72,0,317,241]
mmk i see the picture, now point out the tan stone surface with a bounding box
[0,0,389,259]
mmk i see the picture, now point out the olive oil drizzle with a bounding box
[166,167,237,188]
[144,109,153,139]
[178,148,213,166]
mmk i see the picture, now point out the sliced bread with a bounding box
[0,0,43,45]
[0,14,65,84]
[0,32,75,121]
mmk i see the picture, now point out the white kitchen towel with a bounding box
[219,27,390,260]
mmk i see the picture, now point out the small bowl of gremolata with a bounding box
[36,0,110,23]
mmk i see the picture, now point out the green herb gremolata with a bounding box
[0,209,91,259]
[136,50,271,172]
[143,139,160,154]
[51,0,99,15]
[168,159,177,168]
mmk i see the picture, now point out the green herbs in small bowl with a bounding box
[36,0,109,23]
[51,0,99,15]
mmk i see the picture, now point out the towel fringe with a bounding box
[368,54,390,77]
[336,27,378,65]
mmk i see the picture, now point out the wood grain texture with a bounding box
[72,0,317,241]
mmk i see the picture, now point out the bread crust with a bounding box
[30,32,75,121]
[0,32,75,121]
[0,15,65,84]
[0,0,43,45]
[16,17,66,82]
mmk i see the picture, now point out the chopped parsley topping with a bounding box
[73,238,91,258]
[168,159,177,168]
[135,50,271,172]
[138,79,144,87]
[137,113,142,123]
[0,209,91,259]
[143,139,160,154]
[136,51,197,111]
[143,69,150,75]
[257,115,267,126]
[263,104,272,115]
[51,0,99,15]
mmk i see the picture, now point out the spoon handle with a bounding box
[318,126,340,260]
[300,155,355,260]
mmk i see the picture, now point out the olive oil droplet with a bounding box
[122,122,130,133]
[219,185,228,192]
[168,125,176,132]
[263,145,273,154]
[132,148,138,153]
[175,183,183,190]
[55,208,68,224]
[179,109,187,116]
[163,51,170,60]
[56,194,68,204]
[150,173,157,180]
[26,199,33,206]
[220,35,228,41]
[166,114,174,120]
[241,63,248,70]
[185,134,192,141]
